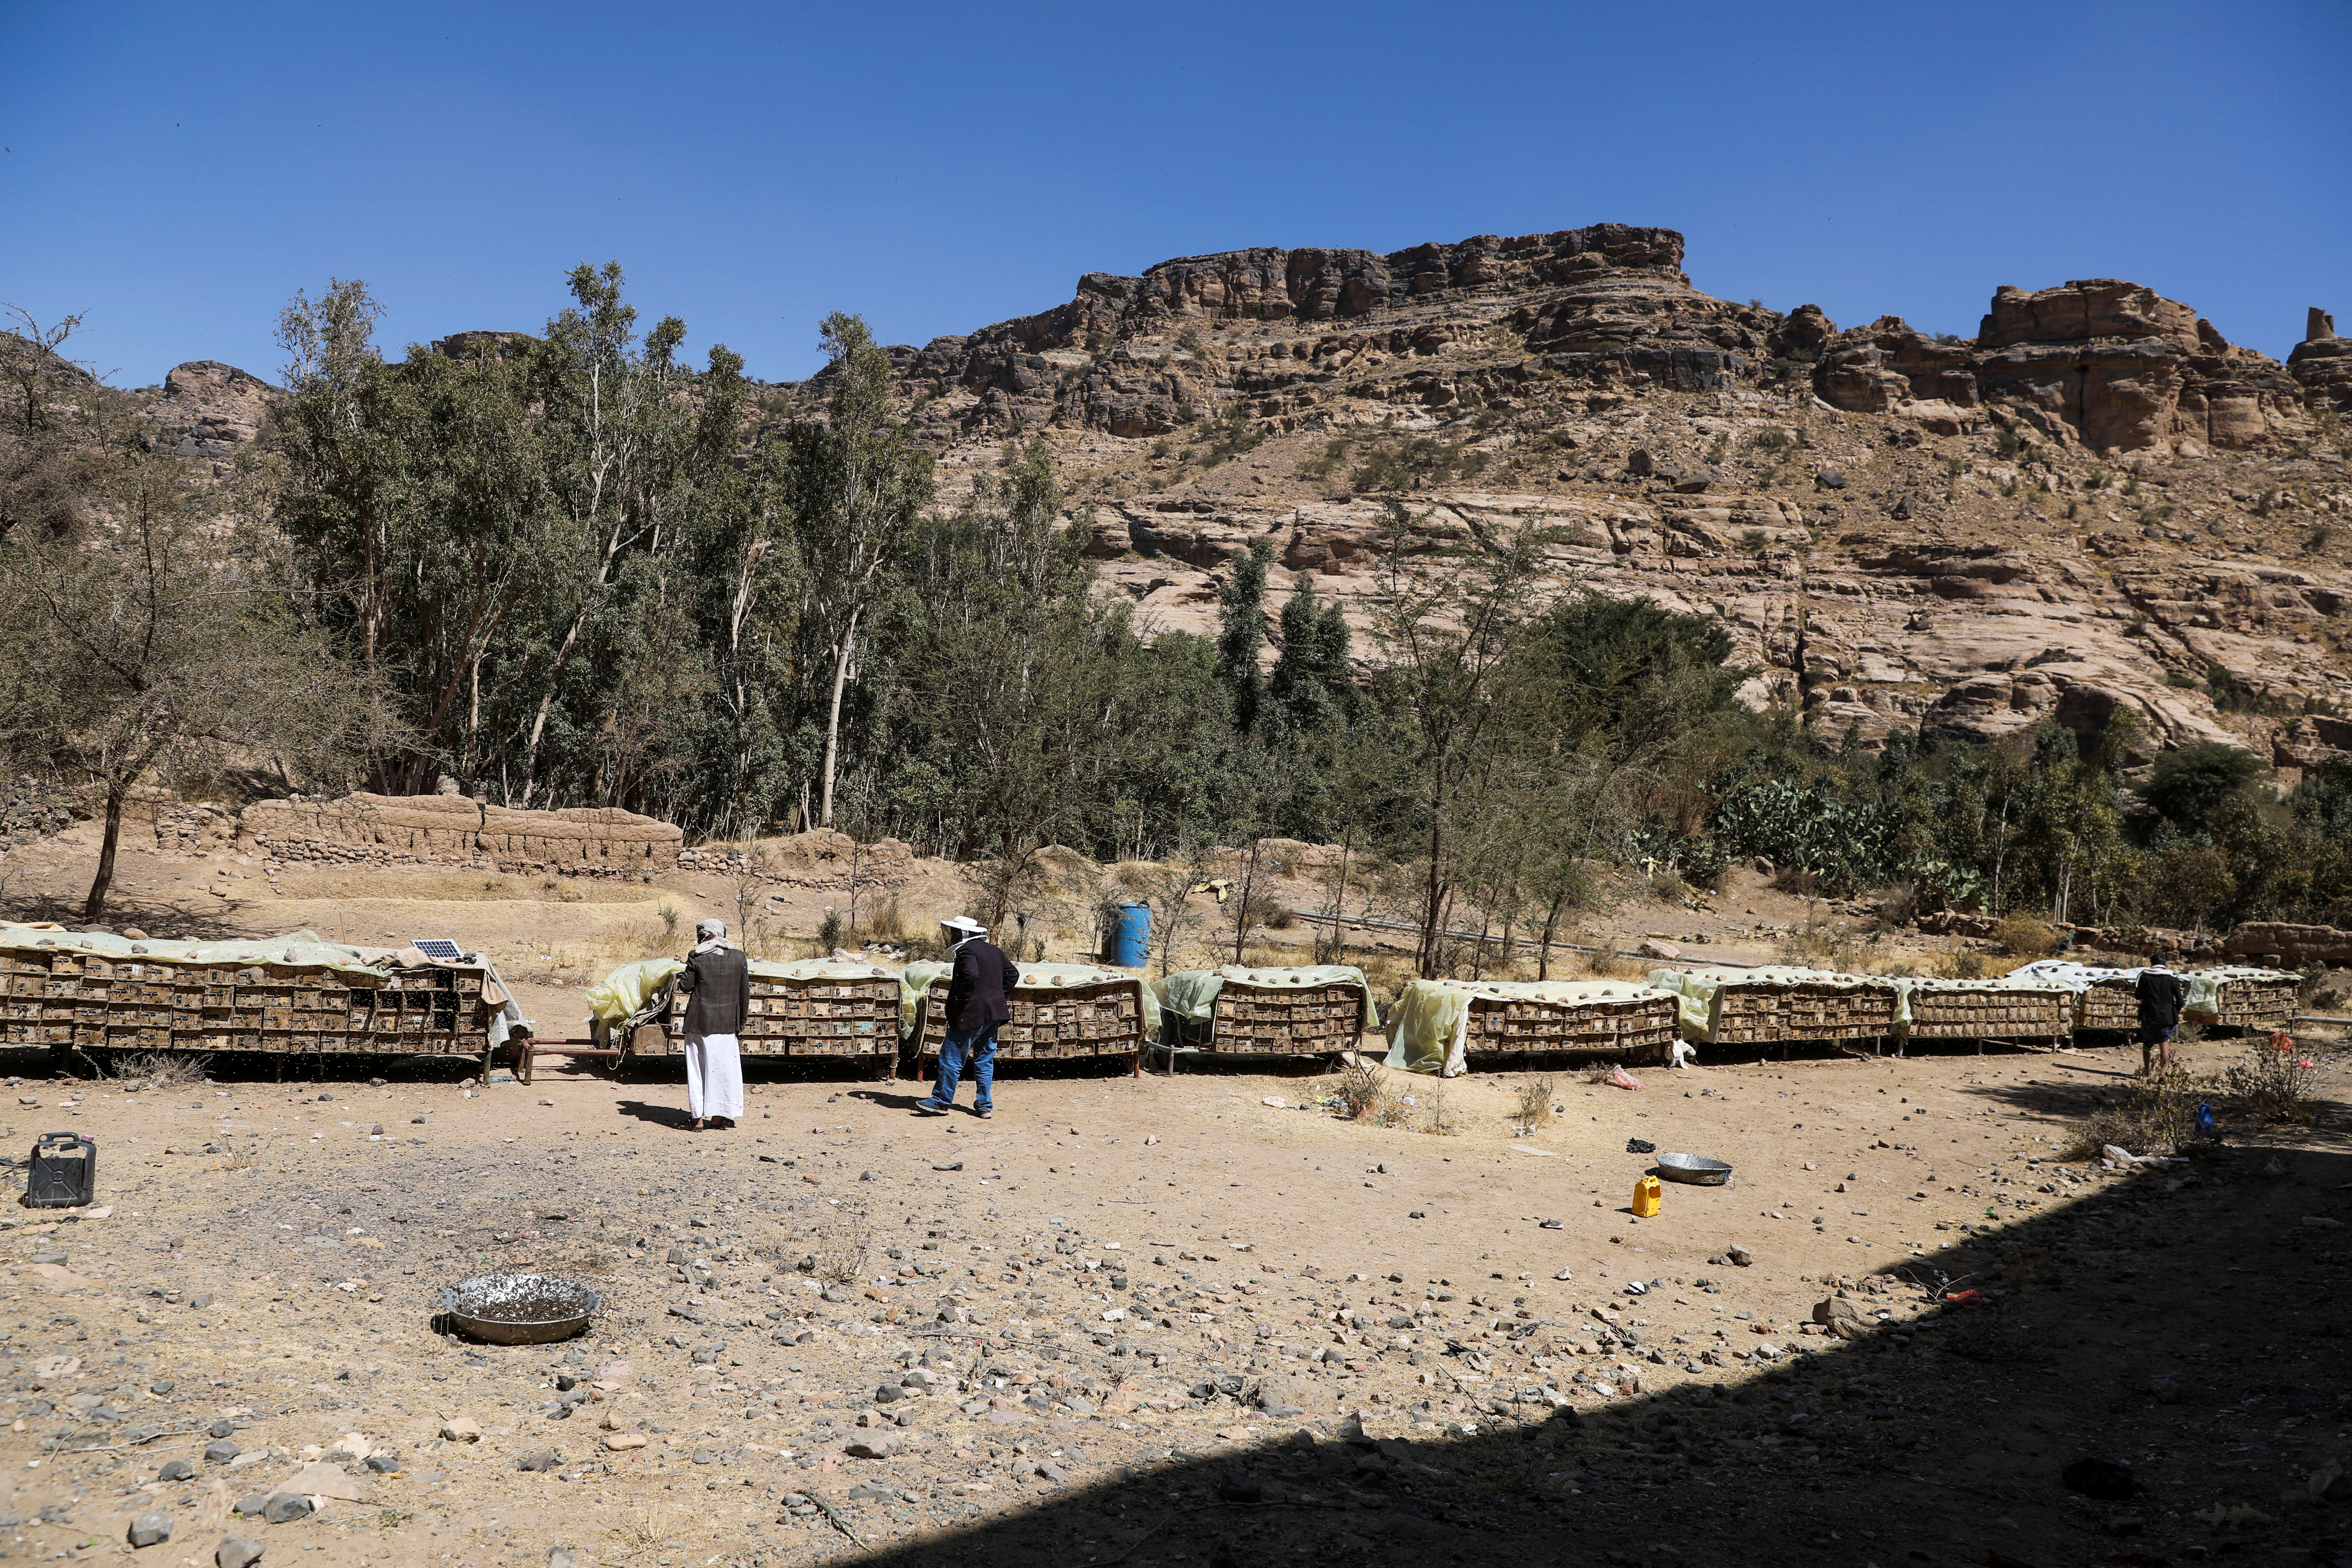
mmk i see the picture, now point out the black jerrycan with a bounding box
[26,1133,96,1208]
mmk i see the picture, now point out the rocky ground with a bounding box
[0,1020,2344,1568]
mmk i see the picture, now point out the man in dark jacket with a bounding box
[2134,957,2188,1078]
[916,915,1018,1119]
[675,918,749,1129]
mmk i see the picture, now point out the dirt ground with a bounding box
[0,1023,2345,1568]
[1,828,2348,1568]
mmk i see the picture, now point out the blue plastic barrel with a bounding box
[1109,902,1151,968]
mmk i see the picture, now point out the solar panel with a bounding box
[411,937,466,962]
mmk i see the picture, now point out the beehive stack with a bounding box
[1696,972,1899,1044]
[2076,975,2141,1032]
[640,963,900,1057]
[0,946,493,1056]
[2188,967,2299,1032]
[1903,980,2072,1040]
[1460,987,1680,1059]
[1197,970,1369,1054]
[915,968,1146,1062]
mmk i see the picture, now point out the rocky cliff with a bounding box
[854,224,2349,768]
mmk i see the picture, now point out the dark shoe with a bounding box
[973,1106,993,1119]
[912,1100,949,1116]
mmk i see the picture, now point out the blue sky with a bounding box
[3,0,2346,389]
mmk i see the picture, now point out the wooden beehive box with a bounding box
[1202,970,1370,1054]
[646,963,900,1057]
[1903,980,2072,1040]
[1460,985,1681,1061]
[916,968,1146,1063]
[2188,967,2298,1032]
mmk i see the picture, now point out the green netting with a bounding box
[1384,977,1669,1077]
[1155,964,1379,1038]
[2182,964,2297,1015]
[901,960,1160,1044]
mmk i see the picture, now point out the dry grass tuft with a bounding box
[1510,1075,1555,1130]
[1994,915,2059,959]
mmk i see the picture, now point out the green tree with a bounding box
[780,313,933,828]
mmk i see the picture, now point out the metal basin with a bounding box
[1654,1152,1734,1186]
[438,1273,601,1344]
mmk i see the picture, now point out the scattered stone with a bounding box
[845,1435,902,1459]
[439,1418,481,1442]
[365,1453,401,1473]
[204,1440,241,1465]
[215,1537,263,1568]
[260,1492,312,1524]
[603,1432,647,1451]
[127,1512,172,1547]
[159,1459,195,1482]
[1726,1246,1753,1267]
[516,1450,563,1473]
[284,1462,362,1501]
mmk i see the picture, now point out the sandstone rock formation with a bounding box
[239,792,682,874]
[2290,307,2352,411]
[136,360,274,475]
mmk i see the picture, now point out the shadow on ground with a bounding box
[817,1134,2352,1568]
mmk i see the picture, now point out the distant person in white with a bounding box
[674,918,747,1130]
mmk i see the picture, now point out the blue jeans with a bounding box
[932,1024,999,1111]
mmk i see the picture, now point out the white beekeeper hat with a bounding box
[940,915,987,938]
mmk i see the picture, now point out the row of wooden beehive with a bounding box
[912,984,1141,1060]
[1204,982,1368,1053]
[638,977,903,1057]
[1462,995,1679,1054]
[0,951,491,1053]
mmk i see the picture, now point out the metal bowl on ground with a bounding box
[1654,1152,1734,1186]
[439,1273,601,1345]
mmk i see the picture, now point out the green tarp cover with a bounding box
[1155,964,1379,1038]
[1384,977,1670,1078]
[1646,966,1908,1042]
[2180,964,2298,1016]
[901,960,1160,1044]
[0,921,389,980]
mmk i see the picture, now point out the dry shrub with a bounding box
[2057,1066,2208,1160]
[1873,882,1919,931]
[2221,1032,2318,1124]
[1417,1079,1457,1136]
[108,1050,208,1089]
[778,1214,874,1284]
[868,896,908,943]
[1335,1058,1393,1122]
[1579,1060,1628,1085]
[1510,1075,1555,1130]
[1994,915,2059,959]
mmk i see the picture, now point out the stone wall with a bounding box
[238,793,682,877]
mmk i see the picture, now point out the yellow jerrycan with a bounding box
[1630,1174,1663,1217]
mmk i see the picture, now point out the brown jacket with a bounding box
[676,944,750,1036]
